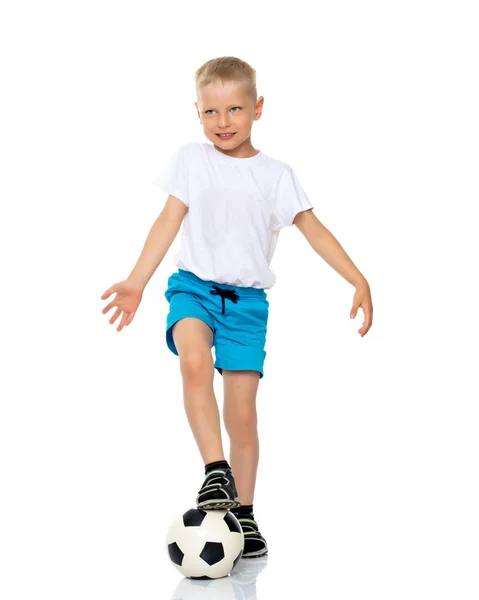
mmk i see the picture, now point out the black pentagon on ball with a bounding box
[168,542,184,566]
[200,541,225,565]
[190,575,212,580]
[224,511,242,533]
[183,508,207,527]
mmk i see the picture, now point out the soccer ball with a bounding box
[166,507,244,579]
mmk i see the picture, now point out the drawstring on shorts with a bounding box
[210,284,240,315]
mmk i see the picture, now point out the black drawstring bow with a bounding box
[210,284,240,314]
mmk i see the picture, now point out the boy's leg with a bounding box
[172,317,225,465]
[222,369,261,505]
[223,369,268,557]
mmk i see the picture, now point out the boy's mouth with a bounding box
[216,133,236,139]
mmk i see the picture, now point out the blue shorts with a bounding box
[164,269,269,378]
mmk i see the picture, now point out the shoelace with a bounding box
[198,469,230,494]
[210,285,240,315]
[235,517,263,537]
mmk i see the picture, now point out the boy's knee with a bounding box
[225,410,258,439]
[179,348,213,382]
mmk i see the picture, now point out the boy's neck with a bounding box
[212,136,259,159]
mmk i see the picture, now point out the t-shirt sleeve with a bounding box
[272,164,314,230]
[152,144,190,206]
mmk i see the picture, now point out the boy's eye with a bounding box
[205,107,241,115]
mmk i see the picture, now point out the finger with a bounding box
[125,312,135,326]
[359,316,372,336]
[109,308,121,325]
[101,285,116,300]
[362,301,373,324]
[355,307,365,334]
[102,300,116,314]
[117,312,128,331]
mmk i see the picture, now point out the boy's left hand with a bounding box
[350,279,373,337]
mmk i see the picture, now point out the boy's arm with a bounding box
[293,209,367,288]
[294,208,373,335]
[127,194,188,289]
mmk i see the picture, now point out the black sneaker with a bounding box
[196,467,240,510]
[234,515,268,558]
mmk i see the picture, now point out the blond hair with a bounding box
[195,56,257,104]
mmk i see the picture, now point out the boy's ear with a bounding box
[255,96,264,118]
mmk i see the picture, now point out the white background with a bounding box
[1,0,478,598]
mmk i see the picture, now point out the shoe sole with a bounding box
[197,498,241,510]
[242,549,268,559]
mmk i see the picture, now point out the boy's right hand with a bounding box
[100,280,144,331]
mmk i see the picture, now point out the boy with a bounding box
[100,56,373,559]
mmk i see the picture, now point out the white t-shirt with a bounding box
[153,142,314,289]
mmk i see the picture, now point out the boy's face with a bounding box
[195,79,263,154]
